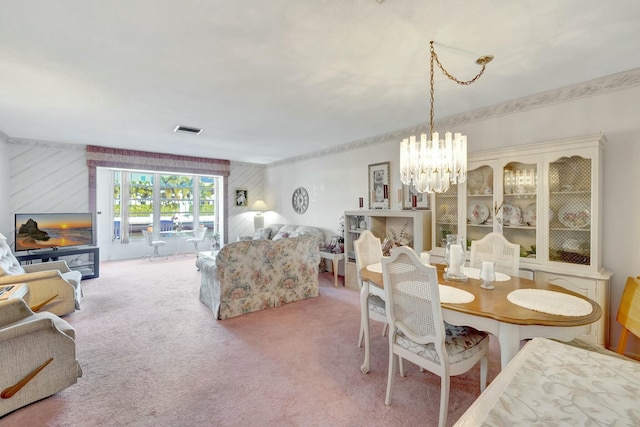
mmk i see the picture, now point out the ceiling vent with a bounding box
[173,125,203,135]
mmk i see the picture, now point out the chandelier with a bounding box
[400,41,493,193]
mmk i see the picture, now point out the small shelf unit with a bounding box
[15,246,100,280]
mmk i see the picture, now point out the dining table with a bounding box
[359,262,602,373]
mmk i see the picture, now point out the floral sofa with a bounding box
[197,226,323,320]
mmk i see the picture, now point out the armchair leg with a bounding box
[1,358,54,399]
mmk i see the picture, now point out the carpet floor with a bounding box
[0,256,501,426]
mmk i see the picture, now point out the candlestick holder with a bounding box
[480,261,496,289]
[444,235,467,282]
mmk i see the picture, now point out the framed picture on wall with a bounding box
[235,189,248,207]
[402,184,430,210]
[368,162,390,209]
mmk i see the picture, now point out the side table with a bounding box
[0,283,28,301]
[319,251,344,288]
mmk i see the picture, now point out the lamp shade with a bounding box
[251,200,269,211]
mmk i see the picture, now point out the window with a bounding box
[112,170,220,242]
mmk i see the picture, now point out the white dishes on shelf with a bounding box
[523,203,536,226]
[558,203,591,229]
[467,170,484,195]
[502,203,523,226]
[467,203,490,224]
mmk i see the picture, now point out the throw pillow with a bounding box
[272,224,298,241]
[252,228,272,240]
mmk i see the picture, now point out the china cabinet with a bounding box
[430,134,611,346]
[343,210,431,289]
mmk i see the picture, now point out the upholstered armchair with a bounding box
[0,234,82,316]
[0,298,82,417]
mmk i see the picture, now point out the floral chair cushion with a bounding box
[395,322,489,365]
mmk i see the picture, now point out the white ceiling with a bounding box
[1,0,639,164]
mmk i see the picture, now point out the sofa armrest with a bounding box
[0,316,55,342]
[23,260,72,274]
[0,299,34,328]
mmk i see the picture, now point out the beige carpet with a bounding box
[0,256,501,426]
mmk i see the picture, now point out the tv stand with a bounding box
[15,246,100,280]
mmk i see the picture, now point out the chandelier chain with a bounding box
[430,41,489,87]
[399,40,493,194]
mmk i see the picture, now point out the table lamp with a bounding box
[251,199,269,230]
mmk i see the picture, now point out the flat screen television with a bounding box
[15,213,94,252]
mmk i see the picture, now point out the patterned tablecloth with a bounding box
[455,337,640,426]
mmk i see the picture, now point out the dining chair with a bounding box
[353,230,387,347]
[185,226,208,254]
[615,276,640,355]
[469,232,520,276]
[142,230,167,261]
[381,246,488,427]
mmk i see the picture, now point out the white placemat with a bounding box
[463,266,510,282]
[507,289,592,316]
[396,281,475,304]
[439,285,475,304]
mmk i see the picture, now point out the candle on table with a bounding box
[420,252,430,265]
[480,261,494,281]
[449,244,461,274]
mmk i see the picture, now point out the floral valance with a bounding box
[85,145,230,176]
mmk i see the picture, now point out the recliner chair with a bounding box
[0,233,82,316]
[0,298,82,417]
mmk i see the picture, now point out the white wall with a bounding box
[265,80,640,352]
[0,132,10,239]
[226,161,266,242]
[6,140,88,248]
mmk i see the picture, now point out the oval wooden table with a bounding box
[359,263,602,372]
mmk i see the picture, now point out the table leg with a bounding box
[497,323,522,369]
[360,281,371,374]
[332,258,339,287]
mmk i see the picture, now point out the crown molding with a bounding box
[230,160,266,168]
[7,137,87,151]
[270,67,640,167]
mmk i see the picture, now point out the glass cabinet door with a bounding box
[466,164,494,249]
[548,155,592,266]
[501,160,538,260]
[434,184,459,249]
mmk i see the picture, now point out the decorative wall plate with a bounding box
[292,187,309,214]
[467,203,490,224]
[502,203,523,226]
[558,202,590,229]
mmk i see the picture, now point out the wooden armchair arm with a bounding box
[1,358,53,399]
[0,269,63,286]
[30,294,59,312]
